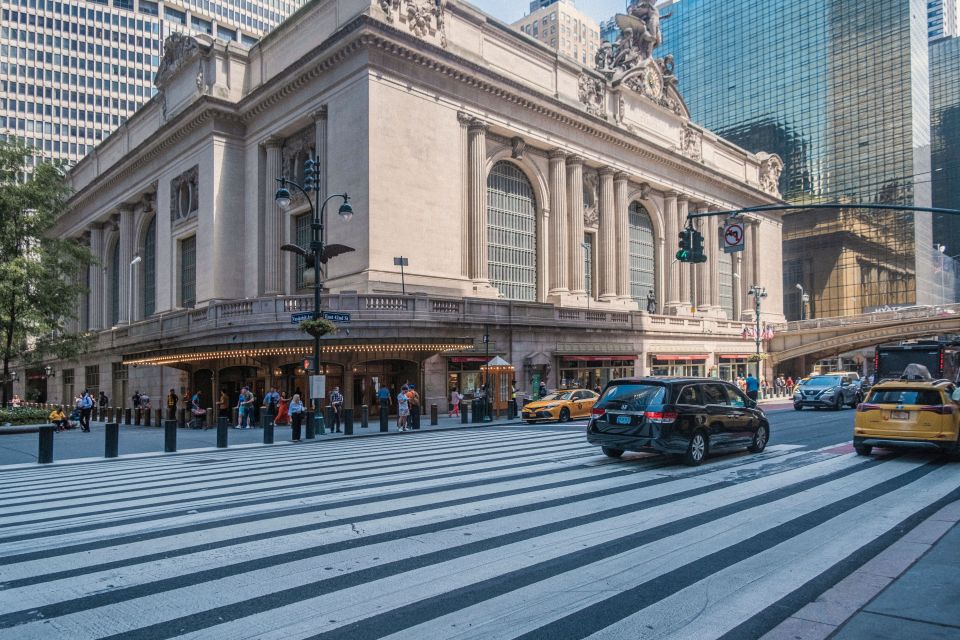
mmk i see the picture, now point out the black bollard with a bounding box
[361,405,369,429]
[430,404,438,426]
[216,416,229,448]
[379,405,389,432]
[163,419,177,453]
[344,408,354,435]
[205,408,213,431]
[471,399,480,424]
[177,407,186,428]
[135,408,142,426]
[460,401,468,424]
[305,411,316,439]
[38,425,54,464]
[124,408,132,425]
[325,406,335,433]
[263,420,274,444]
[105,422,119,458]
[262,410,274,429]
[155,408,162,427]
[508,400,516,420]
[115,407,123,424]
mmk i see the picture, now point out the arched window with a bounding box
[142,217,156,317]
[719,248,734,319]
[110,240,120,326]
[628,202,655,303]
[487,161,537,301]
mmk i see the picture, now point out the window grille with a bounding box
[143,216,155,317]
[180,235,196,308]
[487,161,537,301]
[110,240,120,325]
[628,202,655,303]
[584,233,594,296]
[295,213,310,290]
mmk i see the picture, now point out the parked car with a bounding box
[586,377,770,466]
[522,389,599,423]
[854,379,960,457]
[792,373,861,410]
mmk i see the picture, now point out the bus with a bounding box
[873,341,960,383]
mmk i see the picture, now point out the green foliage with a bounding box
[298,318,338,338]
[0,407,50,426]
[747,353,768,363]
[0,138,95,400]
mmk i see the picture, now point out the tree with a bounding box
[0,139,94,406]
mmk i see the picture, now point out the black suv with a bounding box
[586,377,770,466]
[792,374,861,411]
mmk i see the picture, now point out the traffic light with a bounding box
[303,158,317,192]
[690,228,707,263]
[676,228,692,262]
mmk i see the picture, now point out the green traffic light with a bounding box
[676,249,689,261]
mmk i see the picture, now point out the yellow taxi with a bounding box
[522,389,599,423]
[854,377,960,457]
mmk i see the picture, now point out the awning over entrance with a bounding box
[718,354,753,360]
[560,355,636,362]
[122,337,475,367]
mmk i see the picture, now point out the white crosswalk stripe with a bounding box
[0,427,957,640]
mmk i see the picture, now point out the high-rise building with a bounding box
[657,0,936,319]
[0,0,307,171]
[513,0,600,66]
[929,0,959,40]
[529,0,559,11]
[931,36,960,257]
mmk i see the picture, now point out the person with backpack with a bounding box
[166,389,179,420]
[79,390,94,432]
[406,384,421,429]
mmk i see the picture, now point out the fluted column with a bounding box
[734,253,743,320]
[117,205,134,324]
[88,224,103,331]
[598,168,617,301]
[262,138,283,295]
[663,192,680,312]
[677,195,691,310]
[707,208,721,311]
[548,149,569,297]
[741,218,757,318]
[614,172,631,302]
[468,119,490,284]
[566,156,586,296]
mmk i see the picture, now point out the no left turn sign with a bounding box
[723,221,745,253]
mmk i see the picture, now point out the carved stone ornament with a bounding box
[681,124,703,162]
[155,33,204,89]
[583,172,600,228]
[757,152,785,196]
[623,61,664,101]
[578,74,607,119]
[170,166,199,223]
[139,191,156,215]
[380,0,447,47]
[596,1,662,80]
[511,137,526,160]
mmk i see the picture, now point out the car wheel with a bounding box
[793,404,802,411]
[558,408,570,423]
[748,423,769,453]
[683,430,709,466]
[601,446,624,459]
[854,443,873,456]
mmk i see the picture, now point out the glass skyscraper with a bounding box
[657,0,935,319]
[931,36,960,257]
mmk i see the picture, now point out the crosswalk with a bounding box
[0,427,958,639]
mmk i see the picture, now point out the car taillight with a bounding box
[857,403,880,412]
[591,408,606,417]
[644,410,678,423]
[920,405,954,415]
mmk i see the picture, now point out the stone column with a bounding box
[734,253,743,320]
[614,172,631,302]
[566,156,586,296]
[117,205,134,324]
[313,107,328,204]
[677,195,691,310]
[468,119,490,285]
[548,149,569,297]
[707,209,721,312]
[262,138,283,296]
[741,218,757,318]
[88,224,103,331]
[663,192,680,313]
[598,168,617,301]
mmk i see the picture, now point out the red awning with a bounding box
[450,356,491,363]
[561,356,634,362]
[653,354,709,361]
[718,354,753,360]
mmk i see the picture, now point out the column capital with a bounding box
[614,171,630,183]
[457,111,473,126]
[566,155,584,167]
[311,105,328,121]
[664,190,681,200]
[261,135,283,150]
[598,166,616,177]
[548,148,567,160]
[467,118,489,134]
[675,193,690,204]
[117,203,135,214]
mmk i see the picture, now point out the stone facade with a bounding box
[18,0,786,411]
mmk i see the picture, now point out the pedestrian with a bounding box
[98,391,109,409]
[377,384,391,412]
[191,390,206,429]
[329,386,344,433]
[538,380,548,398]
[397,385,410,431]
[49,406,68,431]
[407,384,421,429]
[264,387,280,418]
[79,389,93,432]
[132,390,141,410]
[275,390,290,426]
[786,376,794,393]
[166,388,179,421]
[745,373,760,402]
[289,393,305,441]
[450,387,461,417]
[235,386,252,428]
[140,392,151,412]
[218,389,229,419]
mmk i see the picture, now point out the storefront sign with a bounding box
[652,355,708,361]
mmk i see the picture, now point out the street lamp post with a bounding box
[938,244,947,304]
[794,283,806,321]
[276,157,354,432]
[747,284,767,379]
[128,255,142,325]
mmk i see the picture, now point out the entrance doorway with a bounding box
[352,360,419,412]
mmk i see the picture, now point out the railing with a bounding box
[781,303,960,334]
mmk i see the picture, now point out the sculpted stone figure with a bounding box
[629,1,662,60]
[595,40,614,73]
[597,1,664,77]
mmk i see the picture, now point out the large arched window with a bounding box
[719,247,734,319]
[142,217,156,317]
[628,202,656,303]
[487,161,537,301]
[110,240,120,326]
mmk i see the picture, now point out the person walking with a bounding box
[235,386,252,429]
[98,391,109,409]
[289,393,305,441]
[275,391,291,426]
[218,389,229,420]
[397,385,410,431]
[264,387,280,419]
[79,390,93,432]
[377,384,391,414]
[786,376,795,393]
[191,390,205,429]
[329,387,344,433]
[407,384,421,429]
[745,373,760,402]
[166,388,179,421]
[450,388,461,417]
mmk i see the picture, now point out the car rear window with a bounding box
[869,389,943,405]
[596,384,666,411]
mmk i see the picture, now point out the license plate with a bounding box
[891,411,909,420]
[616,415,632,425]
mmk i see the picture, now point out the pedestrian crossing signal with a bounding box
[676,229,692,262]
[303,358,314,371]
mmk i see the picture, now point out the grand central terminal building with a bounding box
[21,0,787,410]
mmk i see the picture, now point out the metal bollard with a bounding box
[508,400,516,420]
[361,405,369,429]
[216,416,229,448]
[38,425,54,464]
[263,420,274,444]
[115,407,123,424]
[105,422,119,458]
[135,408,142,425]
[325,406,335,433]
[430,404,438,426]
[461,401,468,424]
[163,419,177,453]
[205,408,213,430]
[177,407,186,428]
[305,411,316,439]
[124,408,132,426]
[379,405,389,432]
[262,409,273,429]
[471,400,480,424]
[344,408,354,435]
[155,408,162,427]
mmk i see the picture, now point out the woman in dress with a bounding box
[397,385,410,431]
[274,390,291,426]
[449,388,461,417]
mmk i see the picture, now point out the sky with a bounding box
[467,0,628,25]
